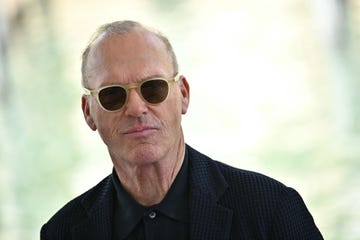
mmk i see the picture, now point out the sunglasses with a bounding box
[83,73,180,112]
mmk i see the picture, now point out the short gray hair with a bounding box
[81,20,179,86]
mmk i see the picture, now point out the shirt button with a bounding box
[148,211,156,219]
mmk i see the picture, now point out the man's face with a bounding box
[82,29,189,168]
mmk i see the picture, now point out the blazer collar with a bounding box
[187,145,233,240]
[72,176,114,240]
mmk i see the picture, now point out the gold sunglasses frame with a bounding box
[83,73,180,112]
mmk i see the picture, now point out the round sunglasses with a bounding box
[83,74,180,112]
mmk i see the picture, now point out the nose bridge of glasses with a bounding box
[125,82,143,99]
[125,82,147,106]
[127,82,140,89]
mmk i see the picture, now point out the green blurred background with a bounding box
[1,0,359,239]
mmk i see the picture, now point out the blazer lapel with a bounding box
[187,146,233,240]
[72,176,113,240]
[190,190,233,240]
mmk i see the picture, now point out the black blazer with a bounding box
[41,145,323,239]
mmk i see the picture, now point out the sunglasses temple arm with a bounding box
[83,88,92,95]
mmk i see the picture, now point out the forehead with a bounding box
[86,29,173,86]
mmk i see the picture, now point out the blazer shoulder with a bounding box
[215,161,324,239]
[215,157,297,208]
[187,144,288,191]
[216,159,288,191]
[41,175,113,239]
[187,144,293,204]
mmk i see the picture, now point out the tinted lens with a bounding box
[98,86,127,111]
[141,79,169,104]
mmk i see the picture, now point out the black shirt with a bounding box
[111,151,189,240]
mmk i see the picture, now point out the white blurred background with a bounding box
[1,0,359,239]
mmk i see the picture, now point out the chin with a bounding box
[128,144,164,165]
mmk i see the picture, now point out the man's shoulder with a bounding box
[41,175,113,238]
[187,145,323,239]
[215,159,287,191]
[187,145,291,198]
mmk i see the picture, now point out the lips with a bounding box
[122,125,158,137]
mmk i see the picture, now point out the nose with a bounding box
[124,89,148,117]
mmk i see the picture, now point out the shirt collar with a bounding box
[112,169,146,239]
[112,148,189,238]
[155,150,189,222]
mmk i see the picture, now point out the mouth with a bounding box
[122,125,158,138]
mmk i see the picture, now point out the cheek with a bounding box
[159,100,183,132]
[93,114,121,145]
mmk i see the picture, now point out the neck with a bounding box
[113,141,186,206]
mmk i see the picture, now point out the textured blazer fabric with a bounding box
[41,145,323,240]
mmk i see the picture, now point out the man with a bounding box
[41,20,323,239]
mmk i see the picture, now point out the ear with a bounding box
[81,95,97,131]
[179,76,190,114]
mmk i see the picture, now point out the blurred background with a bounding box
[0,0,359,239]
